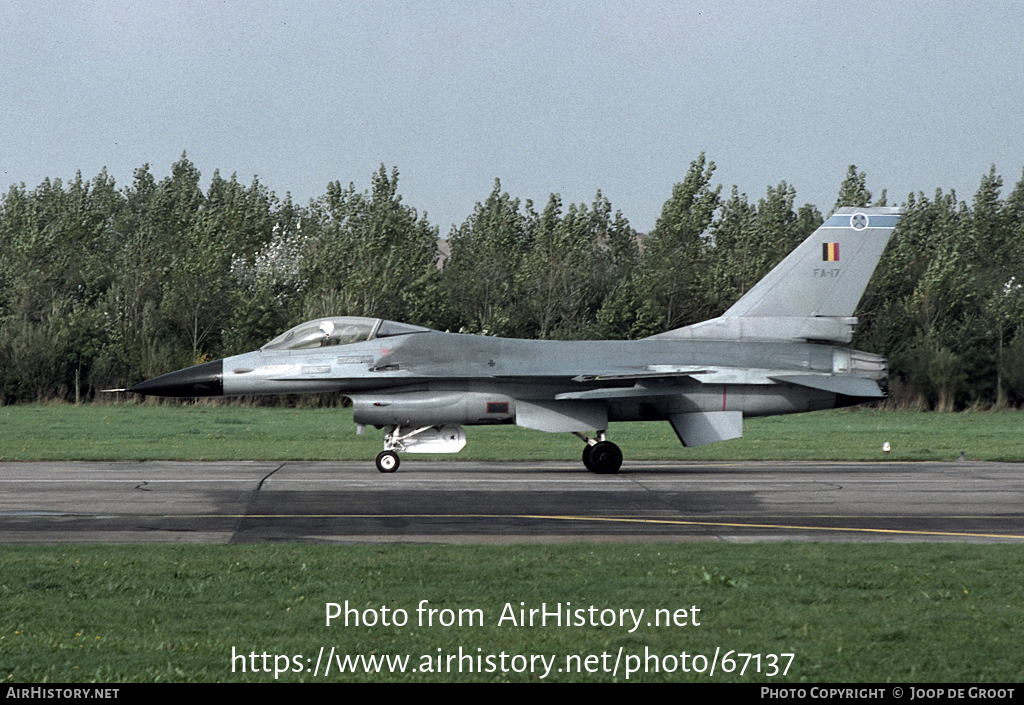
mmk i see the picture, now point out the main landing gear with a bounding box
[576,432,622,474]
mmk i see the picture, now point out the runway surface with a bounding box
[2,460,1024,544]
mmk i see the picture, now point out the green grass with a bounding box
[0,403,1022,462]
[2,543,1023,683]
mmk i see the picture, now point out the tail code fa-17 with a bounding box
[127,207,904,473]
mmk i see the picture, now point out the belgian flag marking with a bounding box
[822,242,840,262]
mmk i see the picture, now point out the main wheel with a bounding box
[588,441,622,474]
[375,450,400,473]
[582,444,595,472]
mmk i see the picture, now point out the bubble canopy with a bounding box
[260,316,435,351]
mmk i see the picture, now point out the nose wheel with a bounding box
[376,450,400,473]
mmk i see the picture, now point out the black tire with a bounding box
[589,441,622,474]
[582,444,595,472]
[375,450,400,473]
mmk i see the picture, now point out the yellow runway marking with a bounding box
[521,514,1024,540]
[119,512,1024,541]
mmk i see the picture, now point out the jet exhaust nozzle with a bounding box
[129,360,224,397]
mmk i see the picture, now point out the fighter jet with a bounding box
[128,206,904,473]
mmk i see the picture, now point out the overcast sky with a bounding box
[2,0,1022,234]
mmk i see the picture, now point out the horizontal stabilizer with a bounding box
[669,411,743,447]
[770,374,883,398]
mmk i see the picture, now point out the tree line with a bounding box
[1,154,1023,410]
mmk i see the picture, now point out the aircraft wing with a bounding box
[569,365,713,382]
[557,367,884,400]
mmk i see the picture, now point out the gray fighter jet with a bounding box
[128,206,904,473]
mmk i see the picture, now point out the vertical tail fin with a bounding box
[723,206,904,318]
[651,206,904,342]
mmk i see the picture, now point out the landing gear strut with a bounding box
[373,424,468,472]
[576,432,622,474]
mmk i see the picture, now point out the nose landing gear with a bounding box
[375,450,400,473]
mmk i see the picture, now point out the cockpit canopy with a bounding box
[260,316,435,351]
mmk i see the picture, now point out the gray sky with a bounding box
[2,0,1022,234]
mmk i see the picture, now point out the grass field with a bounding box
[1,403,1022,462]
[2,543,1023,683]
[2,404,1023,683]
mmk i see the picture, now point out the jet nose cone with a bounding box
[129,360,224,397]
